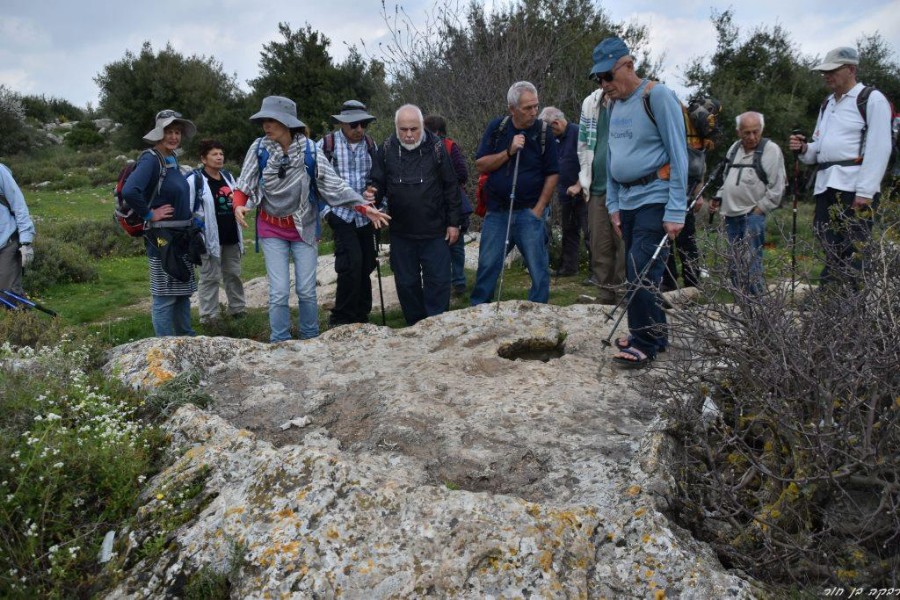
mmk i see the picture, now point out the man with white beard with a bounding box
[365,104,460,325]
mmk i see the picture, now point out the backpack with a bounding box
[113,149,166,237]
[724,138,772,186]
[817,85,897,175]
[321,131,376,175]
[254,137,322,237]
[443,137,474,218]
[633,81,722,184]
[474,116,549,216]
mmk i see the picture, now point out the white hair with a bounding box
[736,111,765,131]
[507,81,538,108]
[539,106,565,122]
[394,104,424,126]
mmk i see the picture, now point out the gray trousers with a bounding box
[0,238,23,295]
[588,193,626,294]
[198,243,245,320]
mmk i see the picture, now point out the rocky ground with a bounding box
[103,301,757,599]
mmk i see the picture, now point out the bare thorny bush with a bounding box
[655,200,900,592]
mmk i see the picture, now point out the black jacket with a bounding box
[369,130,460,239]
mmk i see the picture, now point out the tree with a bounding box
[249,23,387,137]
[856,32,900,105]
[376,0,656,173]
[94,42,250,156]
[0,85,30,157]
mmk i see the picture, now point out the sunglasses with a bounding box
[277,155,291,179]
[348,121,370,130]
[156,109,182,120]
[592,62,626,83]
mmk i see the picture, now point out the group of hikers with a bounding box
[1,37,893,368]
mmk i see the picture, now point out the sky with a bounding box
[1,0,897,110]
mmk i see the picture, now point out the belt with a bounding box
[817,159,861,170]
[616,171,660,189]
[147,219,192,229]
[258,209,295,228]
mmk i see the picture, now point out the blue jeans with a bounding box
[450,235,466,288]
[470,207,550,305]
[259,237,319,342]
[725,212,766,295]
[621,204,669,359]
[151,295,195,337]
[390,234,451,326]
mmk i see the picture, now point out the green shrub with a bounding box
[48,173,91,190]
[24,237,98,293]
[0,338,166,598]
[42,219,145,259]
[64,121,105,149]
[0,310,70,348]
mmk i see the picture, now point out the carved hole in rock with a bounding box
[497,336,565,362]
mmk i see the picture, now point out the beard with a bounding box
[400,135,424,151]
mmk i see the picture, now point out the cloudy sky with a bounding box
[1,0,897,109]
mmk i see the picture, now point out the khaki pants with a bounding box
[198,243,245,320]
[588,193,625,296]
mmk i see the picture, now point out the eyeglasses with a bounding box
[348,121,369,130]
[820,66,847,77]
[156,110,182,120]
[592,62,626,83]
[277,155,291,179]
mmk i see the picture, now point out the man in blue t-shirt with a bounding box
[471,81,559,305]
[594,37,688,368]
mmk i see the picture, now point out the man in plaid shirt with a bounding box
[318,100,379,326]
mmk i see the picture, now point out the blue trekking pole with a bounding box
[0,289,58,316]
[495,152,521,312]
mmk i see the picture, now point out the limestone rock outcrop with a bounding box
[104,302,755,599]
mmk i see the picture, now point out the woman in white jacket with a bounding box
[187,139,245,323]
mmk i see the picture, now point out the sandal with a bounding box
[615,335,666,353]
[612,347,652,370]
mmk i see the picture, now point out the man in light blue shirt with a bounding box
[592,37,688,368]
[0,163,36,295]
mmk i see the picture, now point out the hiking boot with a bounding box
[555,268,578,277]
[582,276,600,287]
[452,284,467,298]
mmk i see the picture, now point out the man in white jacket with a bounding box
[710,112,785,294]
[188,139,245,323]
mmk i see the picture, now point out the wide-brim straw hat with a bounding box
[143,110,197,143]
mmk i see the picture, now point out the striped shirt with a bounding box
[317,131,372,228]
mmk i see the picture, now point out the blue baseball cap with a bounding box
[590,37,630,77]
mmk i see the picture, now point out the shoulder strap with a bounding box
[304,138,319,200]
[753,138,769,186]
[491,116,511,151]
[818,95,831,121]
[254,137,268,190]
[141,148,166,201]
[364,134,376,155]
[856,86,874,122]
[641,80,659,128]
[322,132,336,163]
[724,141,741,179]
[191,168,205,212]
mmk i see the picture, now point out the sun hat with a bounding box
[142,110,197,144]
[813,46,860,71]
[590,37,630,77]
[249,96,306,129]
[331,100,377,124]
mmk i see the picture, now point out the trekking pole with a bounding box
[0,289,58,317]
[495,151,521,312]
[790,128,803,304]
[373,229,386,326]
[601,158,727,347]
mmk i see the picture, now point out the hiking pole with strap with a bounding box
[374,229,386,325]
[790,128,803,304]
[495,151,521,312]
[0,289,58,317]
[601,158,727,347]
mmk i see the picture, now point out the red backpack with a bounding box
[113,149,166,237]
